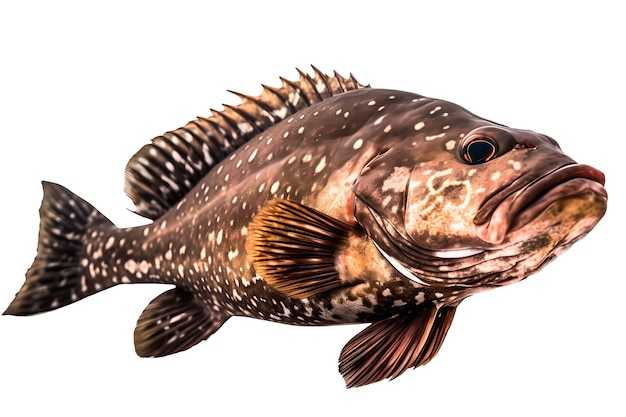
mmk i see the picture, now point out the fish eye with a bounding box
[461,135,497,164]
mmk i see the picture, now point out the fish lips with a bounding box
[475,163,608,245]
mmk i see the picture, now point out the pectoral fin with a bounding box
[339,304,457,388]
[246,199,362,299]
[134,287,229,357]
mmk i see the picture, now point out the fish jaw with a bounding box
[475,163,608,245]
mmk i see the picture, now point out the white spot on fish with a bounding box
[491,171,501,181]
[430,106,442,114]
[374,115,386,125]
[368,100,376,106]
[414,121,425,131]
[426,133,446,141]
[445,140,456,150]
[124,260,137,274]
[216,230,223,245]
[283,131,289,138]
[302,154,312,163]
[509,160,522,170]
[384,125,392,133]
[314,156,327,174]
[270,181,280,194]
[298,126,305,134]
[353,138,363,150]
[248,149,258,162]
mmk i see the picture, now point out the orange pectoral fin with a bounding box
[246,198,363,299]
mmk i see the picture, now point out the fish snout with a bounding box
[475,164,607,245]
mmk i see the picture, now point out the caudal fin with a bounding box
[4,182,116,316]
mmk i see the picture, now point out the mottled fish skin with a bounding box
[4,68,608,388]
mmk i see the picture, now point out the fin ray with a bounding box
[134,287,229,357]
[338,304,457,388]
[4,182,116,316]
[246,199,362,299]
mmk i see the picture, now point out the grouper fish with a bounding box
[4,67,608,387]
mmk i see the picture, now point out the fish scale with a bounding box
[4,67,607,388]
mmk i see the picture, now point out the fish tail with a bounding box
[4,182,117,316]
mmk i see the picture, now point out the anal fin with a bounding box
[134,287,229,357]
[246,199,362,299]
[339,304,457,388]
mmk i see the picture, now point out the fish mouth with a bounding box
[475,164,607,244]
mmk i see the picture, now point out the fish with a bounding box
[4,67,608,388]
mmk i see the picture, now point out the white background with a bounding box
[1,1,623,415]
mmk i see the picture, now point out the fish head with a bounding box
[353,97,608,288]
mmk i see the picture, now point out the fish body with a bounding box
[4,68,607,387]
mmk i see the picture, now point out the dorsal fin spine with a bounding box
[227,90,281,130]
[203,114,239,154]
[263,84,298,114]
[178,126,212,171]
[223,103,266,135]
[187,121,225,165]
[124,67,369,219]
[296,68,321,103]
[311,66,332,99]
[277,77,308,109]
[210,109,243,146]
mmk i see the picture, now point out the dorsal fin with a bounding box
[124,66,368,219]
